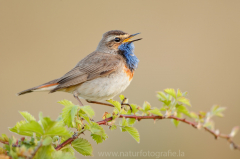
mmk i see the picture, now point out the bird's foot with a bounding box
[121,97,132,112]
[73,94,84,106]
[86,100,114,107]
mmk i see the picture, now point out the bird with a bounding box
[17,30,142,106]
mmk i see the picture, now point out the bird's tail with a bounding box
[17,79,59,96]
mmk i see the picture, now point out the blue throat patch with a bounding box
[118,42,139,72]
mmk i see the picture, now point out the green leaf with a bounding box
[80,106,95,118]
[199,111,207,119]
[158,93,172,106]
[143,101,151,111]
[44,122,71,137]
[149,108,162,116]
[230,126,239,138]
[212,105,219,112]
[38,114,72,137]
[61,145,75,156]
[59,99,79,127]
[102,112,112,119]
[190,112,198,119]
[127,118,136,126]
[172,119,179,127]
[0,147,7,154]
[62,103,79,128]
[58,99,75,107]
[16,145,30,157]
[87,122,105,136]
[113,107,119,115]
[177,89,182,97]
[52,151,76,159]
[123,126,140,143]
[0,134,9,143]
[72,138,93,156]
[163,100,171,106]
[9,151,18,159]
[119,94,125,101]
[42,136,52,146]
[18,120,44,137]
[203,120,214,130]
[211,105,226,117]
[176,105,191,117]
[4,144,10,152]
[91,133,108,144]
[81,114,91,123]
[121,117,128,127]
[87,122,108,144]
[34,145,54,159]
[120,108,128,114]
[177,97,191,106]
[40,116,54,131]
[164,88,176,99]
[130,104,138,114]
[107,99,121,112]
[157,91,167,100]
[71,106,79,127]
[110,124,117,130]
[8,136,16,146]
[52,136,59,142]
[172,113,181,127]
[19,111,36,122]
[9,120,33,136]
[182,91,188,96]
[119,117,129,132]
[160,107,167,111]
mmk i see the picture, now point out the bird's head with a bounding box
[96,30,142,54]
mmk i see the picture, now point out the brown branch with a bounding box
[55,132,82,151]
[55,114,240,151]
[1,115,238,151]
[98,115,198,128]
[203,127,240,150]
[0,141,9,145]
[0,141,20,147]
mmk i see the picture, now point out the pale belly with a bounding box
[75,71,132,101]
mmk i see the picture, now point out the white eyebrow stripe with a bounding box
[106,35,118,42]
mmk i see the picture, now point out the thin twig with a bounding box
[0,141,9,145]
[55,114,240,151]
[55,132,79,151]
[0,141,20,147]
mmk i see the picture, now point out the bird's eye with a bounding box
[114,37,121,42]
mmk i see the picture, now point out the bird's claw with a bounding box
[121,97,132,112]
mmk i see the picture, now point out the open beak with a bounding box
[123,33,142,43]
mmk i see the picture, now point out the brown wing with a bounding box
[50,51,122,92]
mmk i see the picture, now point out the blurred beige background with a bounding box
[0,0,240,158]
